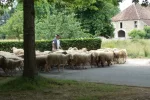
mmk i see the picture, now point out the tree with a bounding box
[75,0,119,38]
[23,0,38,78]
[35,7,92,39]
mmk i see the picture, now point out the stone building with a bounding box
[112,4,150,39]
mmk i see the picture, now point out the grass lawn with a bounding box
[0,76,150,100]
[101,39,150,58]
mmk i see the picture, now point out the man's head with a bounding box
[55,34,60,39]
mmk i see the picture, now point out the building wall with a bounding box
[112,20,147,39]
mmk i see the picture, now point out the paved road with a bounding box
[41,59,150,87]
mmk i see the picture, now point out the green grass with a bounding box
[1,76,150,100]
[0,76,122,92]
[101,39,150,58]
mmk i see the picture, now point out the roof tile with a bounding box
[112,4,150,22]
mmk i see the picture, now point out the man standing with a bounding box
[52,34,61,51]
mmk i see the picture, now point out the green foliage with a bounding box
[143,46,150,57]
[61,38,101,50]
[0,0,120,40]
[0,38,101,51]
[35,0,50,19]
[128,29,146,39]
[75,0,119,38]
[0,41,23,52]
[0,10,23,40]
[144,26,150,39]
[35,40,52,51]
[35,8,92,40]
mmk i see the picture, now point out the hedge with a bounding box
[0,38,101,52]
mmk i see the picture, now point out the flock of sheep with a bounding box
[0,47,127,76]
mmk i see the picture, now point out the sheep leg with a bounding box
[82,63,85,69]
[107,60,111,66]
[62,65,65,71]
[101,62,104,67]
[96,60,99,67]
[57,65,60,72]
[44,64,50,72]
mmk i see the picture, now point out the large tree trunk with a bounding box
[23,0,38,78]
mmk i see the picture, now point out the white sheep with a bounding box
[2,57,23,76]
[70,52,91,69]
[45,53,71,72]
[0,55,5,71]
[98,51,114,67]
[113,49,127,64]
[36,55,47,71]
[12,47,24,55]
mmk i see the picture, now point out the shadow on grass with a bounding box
[0,75,79,91]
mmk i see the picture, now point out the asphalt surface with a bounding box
[41,58,150,87]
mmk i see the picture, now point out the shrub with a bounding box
[144,26,150,39]
[0,38,101,52]
[129,29,146,39]
[61,38,101,50]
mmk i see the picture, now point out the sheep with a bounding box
[98,51,114,67]
[45,53,72,72]
[90,52,100,67]
[68,47,78,50]
[121,49,127,63]
[43,51,52,54]
[68,47,73,50]
[1,57,23,76]
[0,55,5,71]
[12,47,24,55]
[52,49,67,55]
[113,49,127,64]
[71,47,78,50]
[80,48,88,52]
[70,53,92,69]
[0,51,24,60]
[89,50,99,67]
[36,55,47,71]
[17,54,24,58]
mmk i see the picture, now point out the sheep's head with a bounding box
[11,47,16,51]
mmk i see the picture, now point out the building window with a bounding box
[120,22,122,28]
[134,21,137,28]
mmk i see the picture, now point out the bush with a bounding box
[61,38,101,50]
[129,29,146,39]
[144,26,150,39]
[0,38,101,52]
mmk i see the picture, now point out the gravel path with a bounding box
[41,58,150,87]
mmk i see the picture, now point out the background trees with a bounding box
[75,0,119,38]
[0,10,23,40]
[0,0,120,40]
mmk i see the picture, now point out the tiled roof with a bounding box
[142,20,150,25]
[112,4,150,22]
